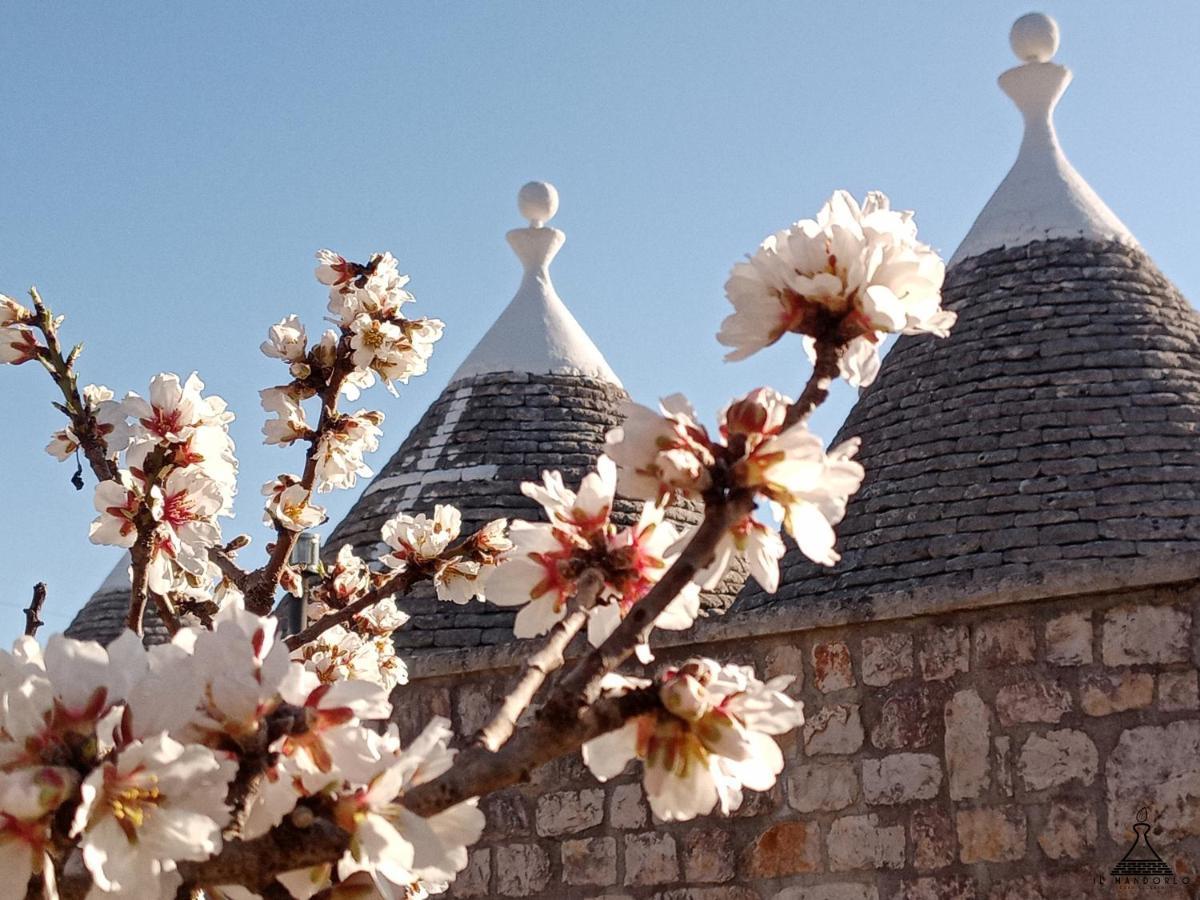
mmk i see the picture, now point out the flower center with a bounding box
[108,776,163,841]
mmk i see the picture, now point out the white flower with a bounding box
[335,718,484,891]
[260,387,311,446]
[159,466,225,554]
[273,679,391,790]
[719,190,952,385]
[310,545,371,609]
[123,372,227,445]
[582,659,803,822]
[0,326,39,365]
[71,733,236,898]
[0,294,30,326]
[45,427,79,461]
[486,521,572,638]
[89,471,161,549]
[182,598,302,744]
[262,475,326,532]
[748,432,864,567]
[320,251,413,325]
[0,767,76,898]
[695,515,787,594]
[380,505,462,567]
[605,395,715,502]
[312,410,383,492]
[293,625,402,690]
[261,315,310,379]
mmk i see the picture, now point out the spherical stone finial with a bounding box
[518,181,559,228]
[1010,12,1060,63]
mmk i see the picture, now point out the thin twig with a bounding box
[475,569,603,752]
[284,568,421,651]
[24,583,47,637]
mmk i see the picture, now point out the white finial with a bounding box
[1010,12,1059,63]
[948,14,1137,264]
[449,183,621,386]
[518,181,559,228]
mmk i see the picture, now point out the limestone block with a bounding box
[656,889,759,900]
[764,643,806,696]
[1037,801,1096,860]
[974,618,1035,667]
[495,843,551,896]
[1107,720,1200,843]
[455,685,494,736]
[1044,612,1092,666]
[945,689,990,800]
[995,681,1071,725]
[609,782,648,829]
[871,684,945,750]
[861,633,913,686]
[1018,729,1098,791]
[561,836,617,886]
[920,626,969,681]
[743,820,823,878]
[682,827,734,883]
[956,806,1027,863]
[1159,670,1200,711]
[827,814,905,871]
[1101,603,1190,666]
[787,760,859,813]
[813,640,856,692]
[624,832,679,886]
[535,788,603,837]
[1079,670,1153,716]
[911,804,956,870]
[804,704,865,755]
[862,753,943,805]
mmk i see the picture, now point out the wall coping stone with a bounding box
[403,553,1200,680]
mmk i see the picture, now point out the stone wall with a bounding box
[392,567,1200,899]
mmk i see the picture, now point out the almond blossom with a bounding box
[262,475,326,532]
[89,471,160,549]
[123,373,228,445]
[381,505,463,567]
[0,326,39,365]
[488,458,699,647]
[606,387,864,582]
[313,410,383,492]
[260,386,312,446]
[0,294,30,326]
[582,659,803,822]
[71,733,236,898]
[319,250,413,324]
[0,767,75,899]
[718,190,952,386]
[260,314,310,379]
[334,718,484,892]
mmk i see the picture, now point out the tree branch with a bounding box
[243,358,353,614]
[24,583,47,637]
[474,569,603,753]
[782,337,843,429]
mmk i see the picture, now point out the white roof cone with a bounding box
[950,13,1138,264]
[451,182,622,386]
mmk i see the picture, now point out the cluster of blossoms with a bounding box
[718,190,954,386]
[81,373,238,598]
[0,294,40,365]
[583,658,803,821]
[379,505,511,605]
[0,599,482,899]
[259,251,442,497]
[606,387,864,591]
[486,458,699,660]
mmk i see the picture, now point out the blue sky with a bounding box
[2,3,1198,638]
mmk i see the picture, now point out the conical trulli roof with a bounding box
[735,14,1200,614]
[325,183,745,648]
